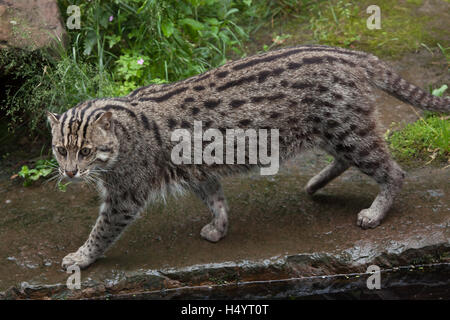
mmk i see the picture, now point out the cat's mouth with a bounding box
[58,167,92,183]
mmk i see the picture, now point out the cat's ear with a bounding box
[94,111,113,131]
[46,111,60,128]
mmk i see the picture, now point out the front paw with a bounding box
[62,251,95,270]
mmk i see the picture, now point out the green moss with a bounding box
[305,0,445,58]
[406,0,423,5]
[387,113,449,164]
[387,84,449,165]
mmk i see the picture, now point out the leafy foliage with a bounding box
[58,0,251,93]
[18,158,57,187]
[2,0,259,132]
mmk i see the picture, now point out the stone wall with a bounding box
[0,0,66,50]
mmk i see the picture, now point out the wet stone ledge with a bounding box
[1,241,448,300]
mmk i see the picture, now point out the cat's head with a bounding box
[47,108,119,181]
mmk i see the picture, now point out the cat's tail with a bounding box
[367,60,449,113]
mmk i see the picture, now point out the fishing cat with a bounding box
[46,45,450,269]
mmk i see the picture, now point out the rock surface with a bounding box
[0,0,66,50]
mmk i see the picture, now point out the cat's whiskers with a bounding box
[82,170,111,194]
[82,174,97,191]
[54,172,64,190]
[43,171,60,185]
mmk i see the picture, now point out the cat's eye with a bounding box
[57,147,67,156]
[80,147,91,157]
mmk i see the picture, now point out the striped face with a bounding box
[47,109,118,181]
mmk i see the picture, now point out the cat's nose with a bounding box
[65,169,78,178]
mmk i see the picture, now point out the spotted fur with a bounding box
[47,45,449,269]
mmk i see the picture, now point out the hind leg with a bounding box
[313,90,405,228]
[305,158,349,195]
[340,134,405,229]
[191,176,228,242]
[355,157,405,229]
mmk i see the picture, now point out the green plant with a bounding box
[437,42,449,72]
[17,157,72,190]
[0,44,117,133]
[18,158,58,187]
[58,0,251,91]
[386,85,449,164]
[262,33,292,52]
[4,0,281,135]
[310,0,361,47]
[432,84,448,98]
[0,49,51,133]
[57,181,71,192]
